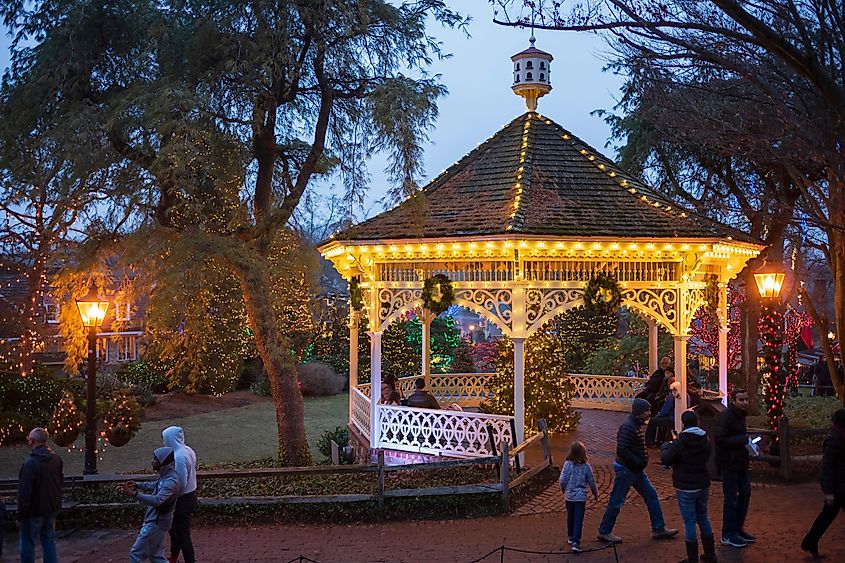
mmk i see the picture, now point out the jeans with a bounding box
[598,462,666,534]
[721,468,751,538]
[170,491,197,562]
[645,416,673,445]
[676,488,713,542]
[130,523,168,563]
[566,500,586,544]
[802,492,845,551]
[19,512,58,563]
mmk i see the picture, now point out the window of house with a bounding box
[515,62,520,70]
[97,338,108,362]
[115,302,131,322]
[526,72,533,80]
[526,61,533,69]
[44,302,60,324]
[514,75,520,83]
[540,73,545,81]
[540,62,545,69]
[117,336,137,362]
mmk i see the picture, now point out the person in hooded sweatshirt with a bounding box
[661,410,716,563]
[17,427,63,563]
[162,425,198,563]
[597,398,679,544]
[119,447,182,563]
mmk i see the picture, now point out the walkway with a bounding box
[2,410,842,562]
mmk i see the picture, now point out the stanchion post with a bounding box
[377,449,385,511]
[778,415,792,480]
[499,442,510,512]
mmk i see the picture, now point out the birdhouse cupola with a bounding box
[511,34,553,111]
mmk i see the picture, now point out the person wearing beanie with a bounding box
[801,408,845,558]
[662,410,716,563]
[119,447,182,563]
[162,426,198,563]
[597,398,679,543]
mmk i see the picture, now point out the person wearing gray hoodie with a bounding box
[162,426,198,563]
[119,447,182,563]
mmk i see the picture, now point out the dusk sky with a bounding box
[0,4,625,220]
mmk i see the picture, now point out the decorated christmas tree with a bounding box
[483,332,580,433]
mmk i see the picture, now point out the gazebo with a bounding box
[319,39,763,461]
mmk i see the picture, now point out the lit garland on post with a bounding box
[758,302,785,436]
[783,306,812,392]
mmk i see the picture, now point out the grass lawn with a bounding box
[0,394,348,478]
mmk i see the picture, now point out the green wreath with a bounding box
[583,273,622,316]
[349,276,364,312]
[422,274,455,316]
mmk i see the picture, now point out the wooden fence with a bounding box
[0,420,554,514]
[748,415,827,480]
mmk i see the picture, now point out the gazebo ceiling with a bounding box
[325,112,761,245]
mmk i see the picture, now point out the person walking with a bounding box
[715,388,754,548]
[597,398,679,543]
[17,427,63,563]
[120,447,182,563]
[801,408,845,558]
[162,426,198,563]
[559,441,598,553]
[661,411,717,563]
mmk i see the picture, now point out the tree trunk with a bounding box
[829,225,845,404]
[19,253,47,376]
[740,270,762,415]
[227,249,311,466]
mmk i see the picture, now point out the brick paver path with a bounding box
[2,409,842,562]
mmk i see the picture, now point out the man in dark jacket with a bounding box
[715,388,753,548]
[801,408,845,558]
[17,427,63,563]
[597,398,678,543]
[662,411,716,563]
[406,378,440,409]
[638,357,671,408]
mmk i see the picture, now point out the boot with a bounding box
[700,535,717,563]
[680,540,699,563]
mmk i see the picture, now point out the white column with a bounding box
[513,337,526,448]
[648,318,659,375]
[674,335,688,433]
[348,314,359,423]
[369,331,382,448]
[422,311,432,388]
[718,283,729,406]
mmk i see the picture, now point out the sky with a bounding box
[356,4,625,216]
[0,3,625,221]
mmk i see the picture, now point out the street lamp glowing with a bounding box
[753,263,785,300]
[75,287,109,327]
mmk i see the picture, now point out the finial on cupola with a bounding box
[511,32,553,111]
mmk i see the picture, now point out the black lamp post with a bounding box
[75,287,109,475]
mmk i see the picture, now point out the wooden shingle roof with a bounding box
[333,112,759,244]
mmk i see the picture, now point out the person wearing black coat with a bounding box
[638,357,671,411]
[715,389,753,549]
[17,427,63,563]
[801,408,845,558]
[596,398,678,544]
[662,411,716,563]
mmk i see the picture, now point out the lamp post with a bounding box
[753,262,785,437]
[75,287,109,475]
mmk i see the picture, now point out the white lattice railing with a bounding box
[377,404,513,457]
[394,373,494,406]
[568,373,649,412]
[350,387,371,438]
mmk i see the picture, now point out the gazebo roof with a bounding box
[331,112,759,245]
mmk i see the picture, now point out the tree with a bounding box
[492,0,845,404]
[1,1,466,464]
[483,333,580,433]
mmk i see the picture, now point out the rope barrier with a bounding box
[284,542,620,563]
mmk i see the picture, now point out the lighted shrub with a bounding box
[298,362,345,396]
